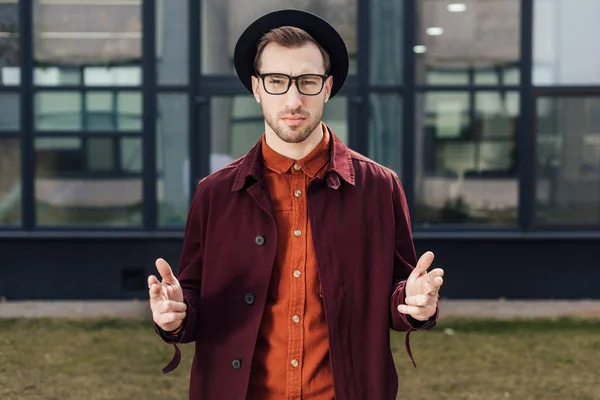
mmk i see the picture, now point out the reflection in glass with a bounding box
[35,137,142,226]
[533,0,600,85]
[210,94,347,171]
[535,97,600,225]
[0,138,21,225]
[415,91,519,225]
[201,0,357,75]
[156,0,188,85]
[370,0,402,84]
[157,94,188,226]
[0,93,19,130]
[369,94,402,175]
[211,96,263,169]
[33,0,141,85]
[35,91,142,131]
[0,0,19,86]
[416,0,520,85]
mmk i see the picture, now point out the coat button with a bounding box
[232,358,242,369]
[255,235,265,246]
[245,293,255,305]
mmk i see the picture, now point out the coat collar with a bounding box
[231,124,355,192]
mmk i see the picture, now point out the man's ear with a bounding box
[324,76,333,103]
[252,76,261,104]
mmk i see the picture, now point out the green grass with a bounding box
[1,317,600,399]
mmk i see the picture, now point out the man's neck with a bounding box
[264,123,324,161]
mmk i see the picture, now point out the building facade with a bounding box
[0,0,599,300]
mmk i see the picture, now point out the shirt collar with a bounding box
[261,122,330,178]
[232,123,355,192]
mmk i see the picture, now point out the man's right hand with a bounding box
[148,258,187,332]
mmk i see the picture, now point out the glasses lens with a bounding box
[297,75,324,95]
[263,74,290,94]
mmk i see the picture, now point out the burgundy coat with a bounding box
[156,127,439,400]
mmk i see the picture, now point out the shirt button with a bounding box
[293,163,301,171]
[232,358,242,369]
[292,315,300,323]
[294,190,302,197]
[293,270,301,278]
[293,229,302,237]
[291,359,299,367]
[255,235,265,246]
[244,293,255,305]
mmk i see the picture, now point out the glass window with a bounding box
[157,93,188,226]
[0,137,20,226]
[120,137,142,173]
[201,0,357,75]
[210,94,348,171]
[533,0,600,85]
[35,91,142,131]
[370,0,403,84]
[415,91,519,226]
[535,96,600,226]
[156,0,188,85]
[33,0,141,86]
[416,0,521,85]
[0,0,19,87]
[0,93,19,130]
[369,93,403,175]
[211,95,264,168]
[35,137,142,226]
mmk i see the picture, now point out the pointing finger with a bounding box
[156,258,177,284]
[413,251,434,276]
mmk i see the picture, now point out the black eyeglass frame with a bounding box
[256,73,329,96]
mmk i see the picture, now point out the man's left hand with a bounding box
[397,251,444,321]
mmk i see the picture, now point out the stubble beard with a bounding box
[262,105,324,144]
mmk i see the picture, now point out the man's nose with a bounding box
[284,82,303,110]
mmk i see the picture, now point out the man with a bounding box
[148,9,444,400]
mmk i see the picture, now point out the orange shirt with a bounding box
[246,123,334,400]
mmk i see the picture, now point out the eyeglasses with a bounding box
[257,73,328,96]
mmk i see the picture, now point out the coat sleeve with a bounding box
[388,172,439,366]
[155,181,207,373]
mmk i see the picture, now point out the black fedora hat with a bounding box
[233,9,349,99]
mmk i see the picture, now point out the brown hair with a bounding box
[253,26,330,75]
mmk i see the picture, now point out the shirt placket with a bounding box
[286,162,307,399]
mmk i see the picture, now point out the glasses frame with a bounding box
[257,73,329,96]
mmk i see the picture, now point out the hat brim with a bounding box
[234,9,349,99]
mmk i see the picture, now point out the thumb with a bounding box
[156,258,177,284]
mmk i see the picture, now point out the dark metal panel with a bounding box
[19,0,34,230]
[34,131,142,137]
[2,237,600,299]
[192,0,208,184]
[402,0,417,222]
[32,86,141,92]
[142,0,158,230]
[353,0,370,153]
[414,84,521,91]
[518,0,534,232]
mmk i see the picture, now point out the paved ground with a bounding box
[1,299,600,319]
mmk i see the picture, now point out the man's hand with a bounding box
[397,251,444,321]
[148,258,186,332]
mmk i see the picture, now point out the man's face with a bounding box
[252,42,333,144]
